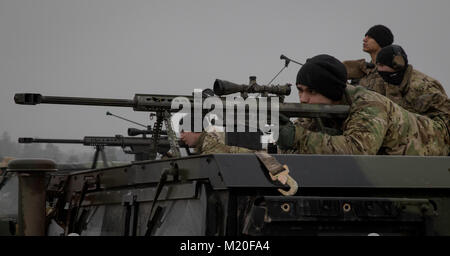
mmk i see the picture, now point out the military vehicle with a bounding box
[2,56,450,236]
[3,151,449,236]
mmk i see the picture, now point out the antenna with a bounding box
[280,54,303,66]
[267,54,304,85]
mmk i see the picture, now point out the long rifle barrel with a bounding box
[14,94,134,107]
[278,103,349,118]
[14,93,193,112]
[19,137,84,144]
[18,136,170,147]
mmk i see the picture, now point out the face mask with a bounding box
[378,69,405,85]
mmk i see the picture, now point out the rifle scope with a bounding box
[213,79,291,96]
[128,128,168,137]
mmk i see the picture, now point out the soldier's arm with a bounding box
[343,59,368,79]
[197,131,255,154]
[408,78,449,117]
[292,101,388,155]
[294,117,323,132]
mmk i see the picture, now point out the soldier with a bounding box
[375,45,449,130]
[183,54,449,156]
[277,54,449,155]
[343,24,394,91]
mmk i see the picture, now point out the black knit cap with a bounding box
[365,25,394,47]
[376,45,408,70]
[296,54,347,101]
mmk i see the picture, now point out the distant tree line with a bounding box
[0,131,133,163]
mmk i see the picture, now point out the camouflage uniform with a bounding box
[343,59,389,94]
[344,60,449,135]
[290,85,449,156]
[295,117,344,135]
[194,131,255,154]
[345,61,448,116]
[373,65,449,124]
[195,85,449,156]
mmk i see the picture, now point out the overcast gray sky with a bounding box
[1,0,450,152]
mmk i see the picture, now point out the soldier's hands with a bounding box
[279,113,291,125]
[277,114,295,150]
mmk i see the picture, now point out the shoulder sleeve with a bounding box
[343,59,368,79]
[294,100,388,155]
[199,132,255,154]
[408,73,449,117]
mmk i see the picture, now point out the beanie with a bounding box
[296,54,347,101]
[365,25,394,47]
[376,44,408,70]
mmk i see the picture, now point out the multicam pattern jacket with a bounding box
[345,60,449,127]
[373,66,449,128]
[291,85,449,155]
[343,58,388,94]
[195,85,449,156]
[195,131,255,154]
